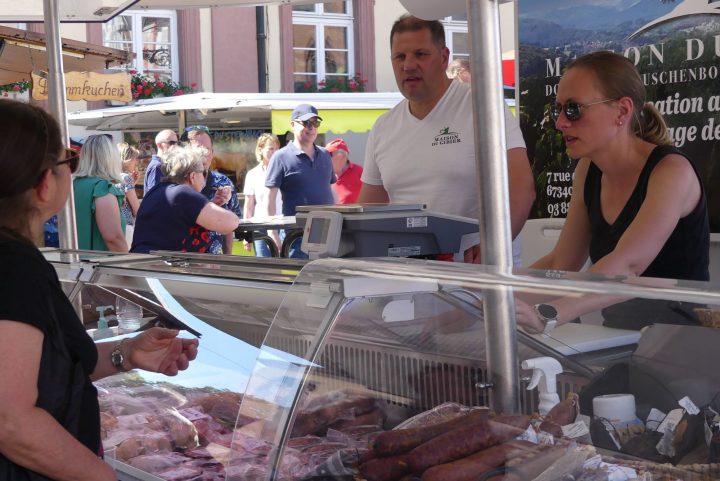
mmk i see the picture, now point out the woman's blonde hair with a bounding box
[118,142,140,167]
[566,51,671,145]
[75,134,124,182]
[161,144,207,184]
[255,133,280,162]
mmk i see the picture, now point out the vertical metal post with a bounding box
[466,0,520,413]
[44,0,83,320]
[44,0,77,251]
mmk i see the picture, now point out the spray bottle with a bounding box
[94,305,115,341]
[521,356,562,416]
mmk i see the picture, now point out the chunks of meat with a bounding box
[406,417,530,474]
[539,393,579,438]
[421,440,534,481]
[372,409,493,457]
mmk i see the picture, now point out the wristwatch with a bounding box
[110,339,131,372]
[533,303,558,335]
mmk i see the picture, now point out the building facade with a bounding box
[72,0,516,98]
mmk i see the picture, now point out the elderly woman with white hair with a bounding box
[131,144,240,254]
[73,134,129,252]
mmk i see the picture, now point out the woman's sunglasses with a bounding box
[550,98,618,122]
[56,148,79,173]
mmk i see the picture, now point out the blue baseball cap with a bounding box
[291,104,322,122]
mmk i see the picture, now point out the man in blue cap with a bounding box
[266,104,335,258]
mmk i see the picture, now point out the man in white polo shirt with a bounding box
[358,14,535,264]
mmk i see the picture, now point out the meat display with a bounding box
[372,408,492,457]
[96,376,709,481]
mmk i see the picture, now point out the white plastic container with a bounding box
[593,394,636,423]
[115,297,143,333]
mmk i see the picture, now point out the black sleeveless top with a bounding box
[585,145,709,281]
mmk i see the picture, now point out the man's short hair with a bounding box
[187,128,213,145]
[390,14,446,49]
[155,129,177,146]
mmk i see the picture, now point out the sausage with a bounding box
[359,453,411,481]
[292,396,378,437]
[373,408,492,457]
[492,414,532,431]
[407,418,528,474]
[539,392,579,437]
[328,408,386,432]
[421,440,534,481]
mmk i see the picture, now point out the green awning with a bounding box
[271,109,389,134]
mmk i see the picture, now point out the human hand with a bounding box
[514,299,545,334]
[463,244,482,264]
[131,170,139,183]
[127,328,199,376]
[212,186,232,206]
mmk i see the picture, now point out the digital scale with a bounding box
[295,204,481,260]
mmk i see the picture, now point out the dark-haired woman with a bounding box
[516,51,709,333]
[0,100,198,481]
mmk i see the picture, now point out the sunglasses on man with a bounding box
[56,148,79,173]
[295,119,321,129]
[550,98,618,123]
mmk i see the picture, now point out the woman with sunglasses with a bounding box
[0,100,198,481]
[73,134,129,252]
[516,51,709,333]
[131,143,240,254]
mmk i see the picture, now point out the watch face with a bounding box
[537,303,558,319]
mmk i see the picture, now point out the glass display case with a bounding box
[44,251,720,481]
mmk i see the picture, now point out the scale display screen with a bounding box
[307,217,330,244]
[301,210,344,258]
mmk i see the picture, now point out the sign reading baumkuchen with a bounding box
[31,71,131,102]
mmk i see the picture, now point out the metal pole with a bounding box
[466,0,520,413]
[44,0,84,320]
[44,0,77,251]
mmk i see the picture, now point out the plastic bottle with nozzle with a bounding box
[521,356,562,416]
[94,305,115,341]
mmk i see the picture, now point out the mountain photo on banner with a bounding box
[518,0,720,231]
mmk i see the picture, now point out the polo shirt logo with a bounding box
[432,126,461,146]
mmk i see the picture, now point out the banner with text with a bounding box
[518,0,720,230]
[32,71,131,102]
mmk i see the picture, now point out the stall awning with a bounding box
[0,26,131,86]
[271,109,391,134]
[68,92,404,133]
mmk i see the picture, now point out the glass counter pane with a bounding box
[84,275,268,481]
[236,258,720,481]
